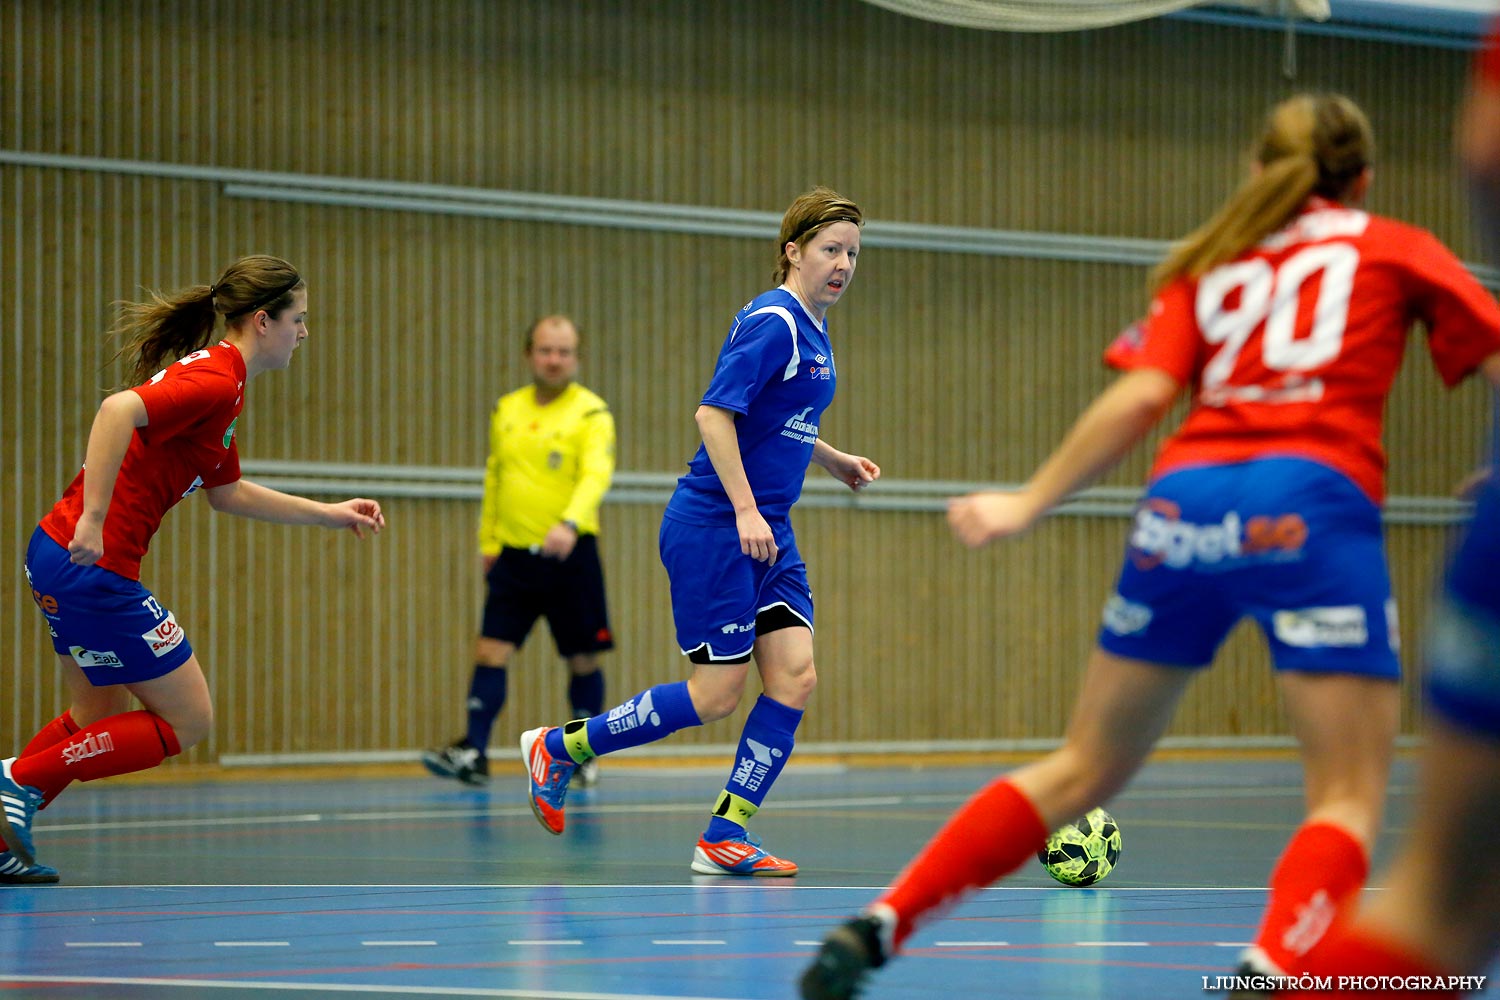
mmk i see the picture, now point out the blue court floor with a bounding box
[0,754,1482,999]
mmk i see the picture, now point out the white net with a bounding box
[853,0,1330,32]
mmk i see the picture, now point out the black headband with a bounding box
[789,214,860,247]
[225,275,302,320]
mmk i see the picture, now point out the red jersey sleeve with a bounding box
[1103,278,1199,384]
[1401,228,1500,387]
[1479,19,1500,84]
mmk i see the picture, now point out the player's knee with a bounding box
[474,638,510,668]
[696,688,743,723]
[688,675,745,723]
[777,660,818,707]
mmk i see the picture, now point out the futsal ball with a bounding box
[1036,807,1122,887]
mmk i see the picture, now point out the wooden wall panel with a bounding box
[0,0,1486,760]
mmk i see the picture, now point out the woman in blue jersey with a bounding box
[521,187,880,875]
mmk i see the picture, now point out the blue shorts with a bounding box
[1098,458,1400,678]
[1425,473,1500,738]
[24,527,194,685]
[658,513,813,661]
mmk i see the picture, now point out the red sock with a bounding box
[20,711,80,759]
[0,711,81,851]
[1253,821,1369,973]
[877,778,1049,950]
[11,710,181,805]
[1286,925,1458,999]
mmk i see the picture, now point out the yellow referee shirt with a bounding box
[478,382,616,554]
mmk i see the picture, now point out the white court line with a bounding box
[36,796,904,834]
[0,977,753,999]
[935,941,1010,947]
[20,882,1281,891]
[360,941,437,947]
[214,941,291,947]
[1075,941,1149,947]
[64,942,142,948]
[1214,942,1255,947]
[651,939,727,946]
[506,939,583,946]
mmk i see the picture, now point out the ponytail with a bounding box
[1151,93,1373,292]
[106,254,303,387]
[1151,156,1319,290]
[107,286,219,387]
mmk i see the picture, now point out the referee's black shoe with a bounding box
[421,739,489,786]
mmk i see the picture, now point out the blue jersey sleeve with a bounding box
[699,308,799,415]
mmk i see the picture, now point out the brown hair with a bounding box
[1152,93,1374,291]
[774,186,864,284]
[109,254,304,385]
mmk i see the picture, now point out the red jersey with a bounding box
[1105,198,1500,504]
[40,342,246,580]
[1479,19,1500,84]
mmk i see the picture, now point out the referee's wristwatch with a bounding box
[561,519,579,534]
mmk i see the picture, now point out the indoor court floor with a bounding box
[1,753,1483,999]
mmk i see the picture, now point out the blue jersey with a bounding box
[666,287,836,525]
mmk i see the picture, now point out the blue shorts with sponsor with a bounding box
[658,513,813,661]
[25,527,193,685]
[1425,473,1500,736]
[1097,458,1399,678]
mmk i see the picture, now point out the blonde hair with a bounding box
[1152,94,1374,291]
[774,186,863,284]
[108,255,304,386]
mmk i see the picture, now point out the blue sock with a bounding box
[703,694,803,842]
[569,669,605,718]
[544,681,700,761]
[464,665,507,753]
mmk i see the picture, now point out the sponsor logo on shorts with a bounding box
[141,612,186,657]
[1102,595,1153,636]
[1273,606,1369,648]
[62,731,115,766]
[730,738,782,793]
[605,690,660,735]
[720,621,753,635]
[29,585,59,616]
[1129,499,1307,571]
[69,645,125,669]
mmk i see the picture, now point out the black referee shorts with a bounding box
[480,534,615,657]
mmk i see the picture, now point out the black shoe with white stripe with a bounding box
[420,740,489,786]
[0,851,58,884]
[0,757,42,867]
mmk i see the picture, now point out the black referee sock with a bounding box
[464,664,507,754]
[569,668,605,718]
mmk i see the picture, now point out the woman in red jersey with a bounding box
[0,255,384,883]
[801,94,1500,1000]
[1278,32,1500,1000]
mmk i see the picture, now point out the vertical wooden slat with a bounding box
[0,0,1485,758]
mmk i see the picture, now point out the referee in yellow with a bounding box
[423,315,617,787]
